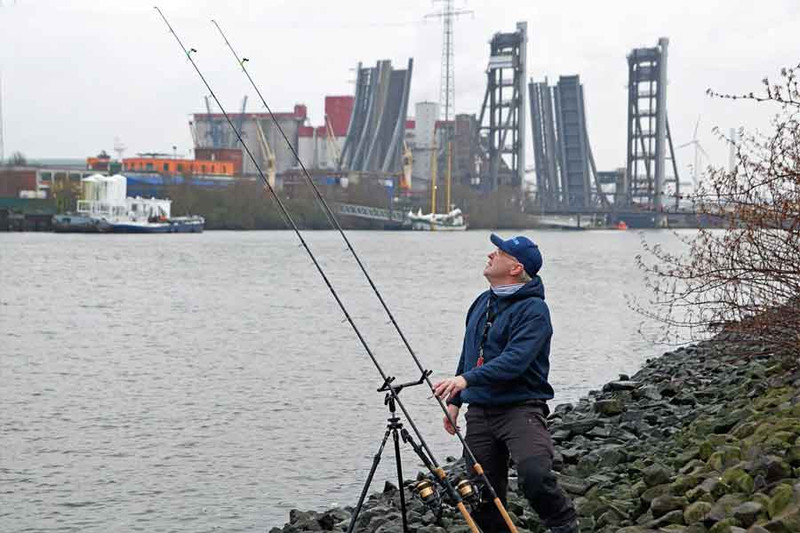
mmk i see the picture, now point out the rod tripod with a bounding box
[347,375,432,533]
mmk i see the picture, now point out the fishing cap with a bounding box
[490,233,543,277]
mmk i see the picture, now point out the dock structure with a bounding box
[624,37,681,217]
[476,21,527,191]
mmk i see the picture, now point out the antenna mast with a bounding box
[426,0,472,122]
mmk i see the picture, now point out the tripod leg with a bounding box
[391,428,409,533]
[347,429,392,533]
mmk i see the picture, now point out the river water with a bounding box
[1,229,688,532]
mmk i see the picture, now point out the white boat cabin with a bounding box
[76,174,171,221]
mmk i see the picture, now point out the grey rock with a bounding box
[605,380,640,392]
[650,495,688,518]
[633,385,662,402]
[707,493,745,523]
[556,473,593,496]
[646,509,685,528]
[560,418,601,436]
[554,403,574,416]
[671,393,698,406]
[551,429,572,442]
[621,410,645,423]
[641,484,671,505]
[659,382,679,398]
[643,464,672,487]
[373,522,403,533]
[290,510,319,525]
[586,425,614,439]
[319,510,350,530]
[561,448,584,464]
[594,399,624,416]
[731,501,762,528]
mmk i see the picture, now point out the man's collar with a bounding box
[490,282,526,296]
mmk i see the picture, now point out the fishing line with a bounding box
[153,7,480,532]
[211,19,519,533]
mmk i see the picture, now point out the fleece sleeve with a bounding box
[447,345,466,407]
[460,304,551,387]
[447,294,483,407]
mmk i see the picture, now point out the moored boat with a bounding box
[109,215,204,233]
[407,207,467,231]
[52,174,204,233]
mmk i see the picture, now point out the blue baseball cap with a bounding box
[490,233,543,277]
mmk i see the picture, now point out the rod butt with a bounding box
[456,502,481,533]
[493,497,518,533]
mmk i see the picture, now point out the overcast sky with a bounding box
[1,0,798,178]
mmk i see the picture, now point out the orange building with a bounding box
[121,157,235,176]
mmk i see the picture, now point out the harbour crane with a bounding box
[324,114,342,168]
[256,119,276,188]
[233,95,248,146]
[204,96,224,148]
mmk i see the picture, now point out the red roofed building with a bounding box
[297,96,354,170]
[192,97,353,175]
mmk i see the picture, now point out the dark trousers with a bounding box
[463,402,576,532]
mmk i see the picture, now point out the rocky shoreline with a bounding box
[271,336,800,533]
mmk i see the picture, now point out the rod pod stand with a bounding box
[346,373,477,533]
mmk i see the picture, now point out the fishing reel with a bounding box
[454,477,482,507]
[412,475,484,515]
[412,479,443,516]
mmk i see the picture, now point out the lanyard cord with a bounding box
[477,294,499,367]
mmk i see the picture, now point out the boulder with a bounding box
[731,501,763,528]
[767,484,795,519]
[651,495,688,518]
[763,506,800,532]
[594,399,625,416]
[643,463,673,487]
[707,494,746,524]
[683,501,713,524]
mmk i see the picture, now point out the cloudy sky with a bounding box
[1,0,798,178]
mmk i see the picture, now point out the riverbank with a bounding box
[271,334,800,533]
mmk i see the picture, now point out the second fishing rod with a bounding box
[153,7,480,533]
[211,19,520,533]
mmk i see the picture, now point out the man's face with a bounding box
[483,248,523,282]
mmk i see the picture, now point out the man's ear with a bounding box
[509,262,524,277]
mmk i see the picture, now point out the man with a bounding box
[433,234,578,533]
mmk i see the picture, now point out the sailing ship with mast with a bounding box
[407,141,467,231]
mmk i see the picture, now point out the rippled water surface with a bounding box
[1,230,687,532]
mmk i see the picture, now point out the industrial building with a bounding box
[190,95,353,177]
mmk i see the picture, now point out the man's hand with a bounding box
[443,404,460,435]
[433,375,467,402]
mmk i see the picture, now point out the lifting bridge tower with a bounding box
[624,37,680,218]
[476,21,527,191]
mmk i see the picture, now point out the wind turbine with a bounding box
[677,115,709,193]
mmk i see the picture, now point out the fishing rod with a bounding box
[153,7,479,533]
[211,19,520,533]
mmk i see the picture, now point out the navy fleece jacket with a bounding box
[450,277,554,407]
